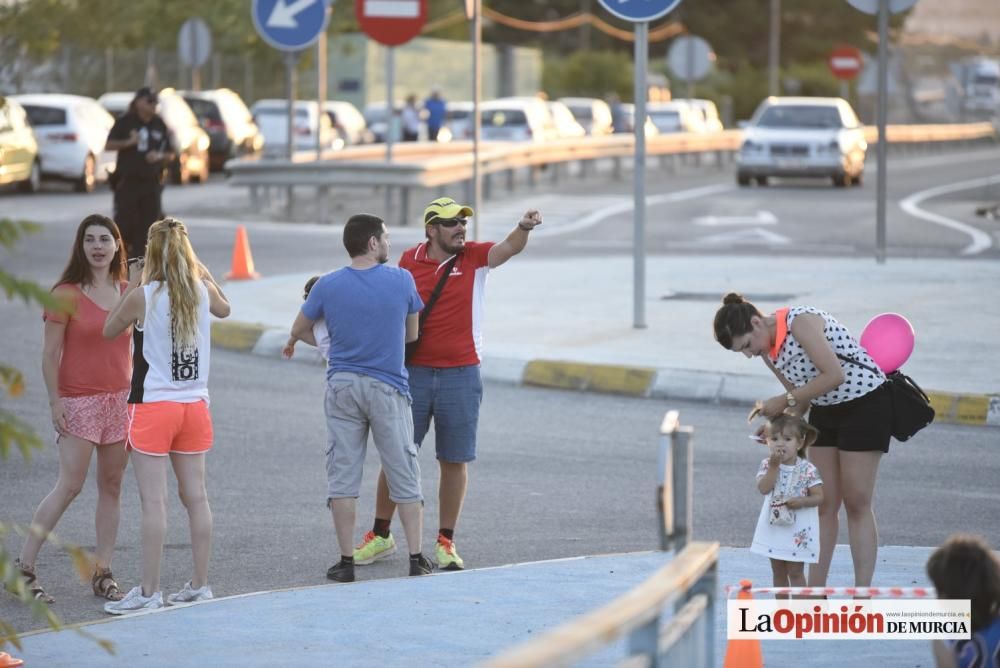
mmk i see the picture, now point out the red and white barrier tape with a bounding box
[724,585,937,598]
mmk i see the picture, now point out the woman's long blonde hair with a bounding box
[143,218,202,348]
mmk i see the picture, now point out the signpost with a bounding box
[177,18,212,91]
[828,44,863,100]
[597,0,684,329]
[845,0,918,264]
[252,0,332,161]
[667,35,714,100]
[356,0,427,223]
[466,0,482,241]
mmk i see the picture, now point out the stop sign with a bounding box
[356,0,427,47]
[828,45,863,81]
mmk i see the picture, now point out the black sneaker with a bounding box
[409,554,434,576]
[326,559,355,583]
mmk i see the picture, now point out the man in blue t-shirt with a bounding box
[424,89,446,141]
[289,213,432,582]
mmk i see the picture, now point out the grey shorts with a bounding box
[324,372,422,504]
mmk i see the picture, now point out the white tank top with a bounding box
[128,281,211,404]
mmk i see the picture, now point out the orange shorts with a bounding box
[127,401,213,457]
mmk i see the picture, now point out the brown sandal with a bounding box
[91,567,124,601]
[13,559,55,604]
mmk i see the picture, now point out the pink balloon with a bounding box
[859,313,915,373]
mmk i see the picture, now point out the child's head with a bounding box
[302,275,320,301]
[765,414,819,456]
[927,534,1000,631]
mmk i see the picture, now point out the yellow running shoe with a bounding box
[435,535,465,571]
[353,531,396,565]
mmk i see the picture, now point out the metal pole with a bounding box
[768,0,781,96]
[191,27,201,91]
[840,80,849,102]
[634,22,647,329]
[384,47,395,220]
[876,0,888,264]
[285,52,296,162]
[105,47,114,93]
[317,28,327,159]
[686,35,695,101]
[472,0,482,241]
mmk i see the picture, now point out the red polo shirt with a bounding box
[400,241,494,368]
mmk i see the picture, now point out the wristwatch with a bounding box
[785,391,797,408]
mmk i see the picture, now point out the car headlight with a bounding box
[818,140,841,154]
[741,140,763,153]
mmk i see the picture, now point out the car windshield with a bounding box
[566,105,592,120]
[756,105,843,129]
[256,108,309,119]
[22,105,67,126]
[482,109,528,127]
[184,98,222,121]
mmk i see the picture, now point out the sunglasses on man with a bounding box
[432,218,468,228]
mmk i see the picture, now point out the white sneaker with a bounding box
[104,586,163,615]
[167,581,214,605]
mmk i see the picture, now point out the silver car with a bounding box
[737,96,867,188]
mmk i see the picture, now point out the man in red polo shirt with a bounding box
[354,196,542,571]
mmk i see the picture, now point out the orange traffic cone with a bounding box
[723,579,765,668]
[225,225,260,281]
[0,652,25,667]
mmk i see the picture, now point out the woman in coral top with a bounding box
[16,214,135,604]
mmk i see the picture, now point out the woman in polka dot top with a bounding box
[713,292,892,591]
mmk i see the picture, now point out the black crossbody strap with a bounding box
[835,353,881,376]
[418,255,459,331]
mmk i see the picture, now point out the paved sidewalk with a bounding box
[12,545,941,667]
[211,253,1000,427]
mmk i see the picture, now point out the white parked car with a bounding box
[322,100,373,146]
[479,97,558,142]
[558,97,614,136]
[646,101,706,134]
[250,99,338,155]
[13,94,116,192]
[546,101,586,139]
[676,98,724,132]
[737,96,868,188]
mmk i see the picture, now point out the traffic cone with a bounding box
[225,225,260,281]
[0,652,25,667]
[723,579,764,668]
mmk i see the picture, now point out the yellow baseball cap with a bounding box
[423,197,474,225]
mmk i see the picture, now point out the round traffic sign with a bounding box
[667,36,714,82]
[252,0,333,52]
[356,0,427,47]
[845,0,917,15]
[828,45,863,80]
[178,18,212,68]
[596,0,684,23]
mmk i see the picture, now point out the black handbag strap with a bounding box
[418,255,459,331]
[835,353,882,376]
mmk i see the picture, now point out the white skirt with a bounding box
[749,496,821,563]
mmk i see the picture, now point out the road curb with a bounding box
[211,321,1000,429]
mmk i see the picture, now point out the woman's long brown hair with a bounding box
[54,214,126,289]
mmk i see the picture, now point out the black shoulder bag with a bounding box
[405,255,459,364]
[836,354,935,442]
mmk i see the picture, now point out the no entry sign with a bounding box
[356,0,427,47]
[828,45,863,81]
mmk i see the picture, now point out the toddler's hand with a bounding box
[282,338,296,359]
[784,497,803,510]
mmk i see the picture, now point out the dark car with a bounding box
[181,88,263,170]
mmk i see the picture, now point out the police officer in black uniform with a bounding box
[105,87,174,259]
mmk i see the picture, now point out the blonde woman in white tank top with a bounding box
[103,218,230,614]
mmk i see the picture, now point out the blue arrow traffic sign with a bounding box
[252,0,333,51]
[596,0,684,23]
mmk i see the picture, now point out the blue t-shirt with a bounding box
[424,97,446,129]
[301,265,423,395]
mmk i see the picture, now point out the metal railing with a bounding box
[482,410,719,668]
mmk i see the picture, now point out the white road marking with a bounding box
[898,174,999,255]
[693,210,777,226]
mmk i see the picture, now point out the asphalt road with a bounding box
[2,143,999,635]
[1,323,997,634]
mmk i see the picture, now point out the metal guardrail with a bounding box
[481,411,719,668]
[226,122,997,223]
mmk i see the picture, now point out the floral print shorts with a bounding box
[61,391,129,445]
